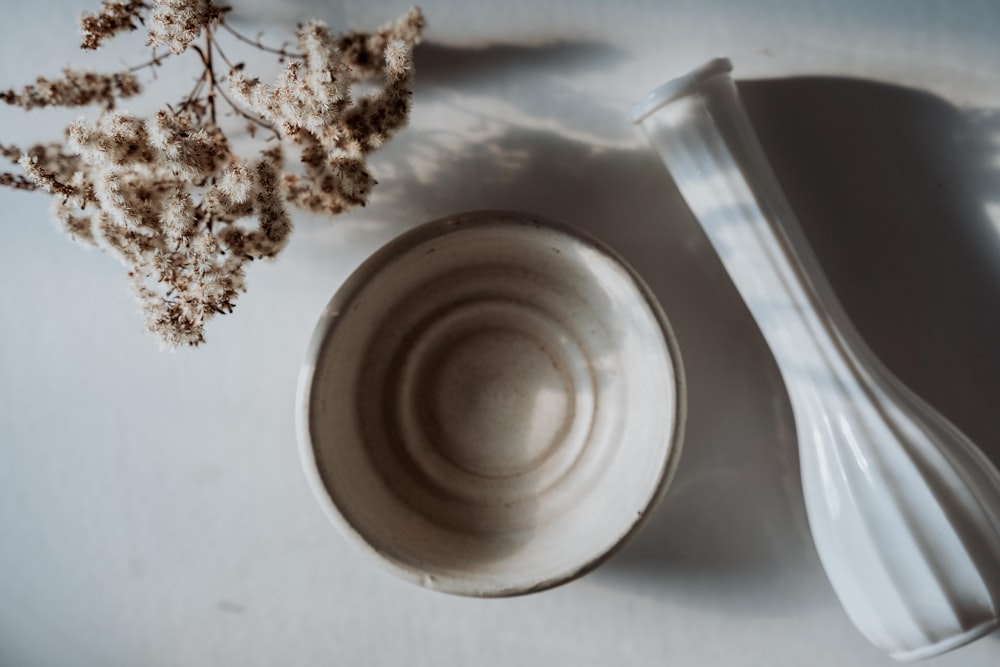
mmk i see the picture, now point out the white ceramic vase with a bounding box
[633,59,1000,661]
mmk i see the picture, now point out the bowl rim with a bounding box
[296,209,687,596]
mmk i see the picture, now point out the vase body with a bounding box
[634,58,1000,661]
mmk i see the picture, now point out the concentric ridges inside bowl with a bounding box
[305,216,680,594]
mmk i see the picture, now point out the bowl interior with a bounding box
[299,212,683,595]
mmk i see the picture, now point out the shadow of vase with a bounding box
[737,76,1000,470]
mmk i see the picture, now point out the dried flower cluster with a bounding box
[80,0,147,51]
[2,0,423,347]
[148,0,224,55]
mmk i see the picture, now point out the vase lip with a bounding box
[631,57,733,123]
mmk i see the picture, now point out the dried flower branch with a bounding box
[0,69,141,110]
[2,0,424,348]
[218,21,303,60]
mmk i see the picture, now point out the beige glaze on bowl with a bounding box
[297,211,685,596]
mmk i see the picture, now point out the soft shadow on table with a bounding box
[318,42,1000,620]
[415,42,631,138]
[738,77,1000,470]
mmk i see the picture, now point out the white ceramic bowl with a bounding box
[297,211,685,596]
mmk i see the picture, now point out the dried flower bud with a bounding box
[147,0,222,55]
[80,0,147,50]
[131,275,207,348]
[161,189,197,242]
[219,163,254,204]
[96,169,151,230]
[99,214,148,265]
[227,72,280,123]
[148,110,227,179]
[68,113,156,166]
[51,198,97,246]
[18,154,78,197]
[246,155,292,258]
[298,21,351,109]
[383,39,413,80]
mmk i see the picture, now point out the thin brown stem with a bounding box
[174,69,207,115]
[207,37,275,137]
[188,41,218,125]
[204,33,217,125]
[209,36,242,75]
[218,21,304,59]
[128,51,172,73]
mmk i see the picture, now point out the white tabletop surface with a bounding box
[3,1,1000,665]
